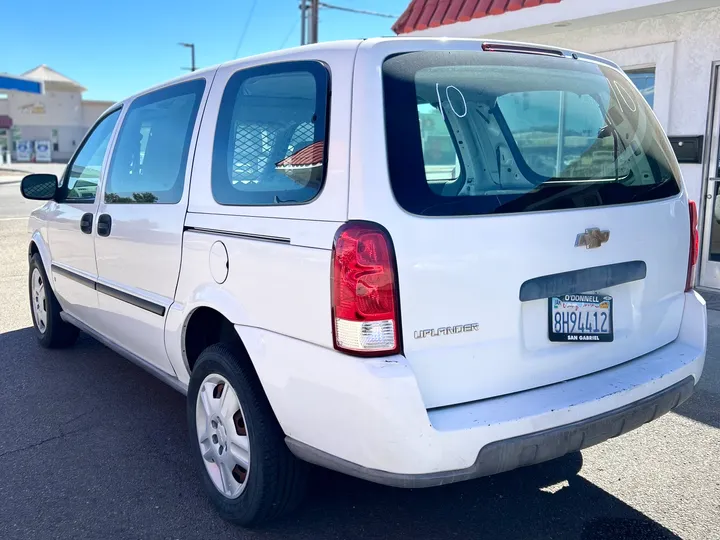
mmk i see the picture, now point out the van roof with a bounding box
[115,37,621,107]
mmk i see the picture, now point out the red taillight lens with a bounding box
[686,200,699,292]
[331,222,401,356]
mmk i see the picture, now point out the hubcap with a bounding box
[31,268,48,334]
[196,374,250,499]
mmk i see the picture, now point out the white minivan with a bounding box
[21,38,706,526]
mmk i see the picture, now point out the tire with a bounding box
[187,343,308,526]
[28,253,79,349]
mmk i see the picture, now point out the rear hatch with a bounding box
[380,48,690,409]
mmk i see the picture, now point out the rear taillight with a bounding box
[686,200,699,292]
[331,221,401,356]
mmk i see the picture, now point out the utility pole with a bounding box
[300,0,307,45]
[178,42,196,72]
[309,0,319,44]
[302,2,397,46]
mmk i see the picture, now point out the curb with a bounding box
[0,167,29,174]
[0,175,24,185]
[696,287,720,312]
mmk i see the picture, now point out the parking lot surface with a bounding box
[0,178,718,539]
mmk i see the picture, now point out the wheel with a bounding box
[28,254,79,348]
[188,343,308,526]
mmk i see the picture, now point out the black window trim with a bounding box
[57,105,123,204]
[103,78,207,205]
[211,60,332,208]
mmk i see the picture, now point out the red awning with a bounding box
[0,115,12,129]
[393,0,562,35]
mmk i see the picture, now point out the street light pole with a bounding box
[178,42,196,72]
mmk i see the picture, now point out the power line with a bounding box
[304,1,398,44]
[280,18,300,49]
[318,2,397,19]
[233,0,259,58]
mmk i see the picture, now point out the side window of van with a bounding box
[212,61,330,205]
[104,79,205,204]
[58,109,121,203]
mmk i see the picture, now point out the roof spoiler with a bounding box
[481,42,564,57]
[480,40,621,70]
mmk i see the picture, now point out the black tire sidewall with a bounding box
[187,344,288,525]
[28,254,57,347]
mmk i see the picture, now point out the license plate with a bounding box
[548,294,613,342]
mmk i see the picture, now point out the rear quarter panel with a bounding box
[166,43,360,381]
[166,218,339,383]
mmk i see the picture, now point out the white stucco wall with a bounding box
[0,91,112,160]
[81,101,114,127]
[494,7,720,205]
[8,89,83,127]
[16,125,87,158]
[405,0,720,40]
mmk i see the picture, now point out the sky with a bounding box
[2,0,410,101]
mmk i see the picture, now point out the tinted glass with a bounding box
[105,79,205,204]
[496,91,631,179]
[418,103,461,185]
[212,61,329,205]
[382,52,680,216]
[626,69,656,109]
[59,109,121,202]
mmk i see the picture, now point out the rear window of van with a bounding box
[382,51,681,216]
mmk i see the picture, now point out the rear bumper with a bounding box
[286,375,695,488]
[236,291,706,486]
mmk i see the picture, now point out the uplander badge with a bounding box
[414,323,479,340]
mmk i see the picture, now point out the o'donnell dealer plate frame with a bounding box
[548,294,614,343]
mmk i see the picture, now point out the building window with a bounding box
[626,69,656,109]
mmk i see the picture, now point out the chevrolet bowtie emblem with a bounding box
[575,228,610,249]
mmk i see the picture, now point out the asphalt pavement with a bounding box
[0,178,718,539]
[0,179,42,219]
